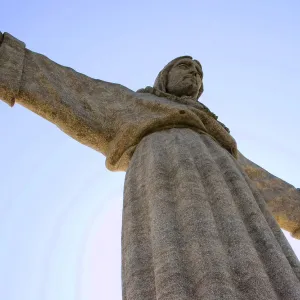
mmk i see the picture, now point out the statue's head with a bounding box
[154,56,203,100]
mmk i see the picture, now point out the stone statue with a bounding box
[1,32,300,299]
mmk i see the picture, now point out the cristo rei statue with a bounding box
[1,32,300,300]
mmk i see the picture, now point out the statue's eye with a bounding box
[178,63,188,68]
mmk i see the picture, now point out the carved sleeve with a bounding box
[0,32,138,157]
[1,33,222,171]
[238,152,300,239]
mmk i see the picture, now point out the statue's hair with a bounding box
[153,56,204,99]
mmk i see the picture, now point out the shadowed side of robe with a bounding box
[123,129,300,300]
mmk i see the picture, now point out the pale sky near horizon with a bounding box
[1,1,300,299]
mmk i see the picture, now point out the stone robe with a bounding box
[1,32,300,299]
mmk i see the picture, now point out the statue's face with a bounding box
[166,58,202,98]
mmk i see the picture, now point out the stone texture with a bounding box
[0,33,25,106]
[123,129,300,299]
[1,31,300,299]
[238,152,300,238]
[0,33,236,171]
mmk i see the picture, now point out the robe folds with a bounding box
[1,32,300,299]
[123,129,300,299]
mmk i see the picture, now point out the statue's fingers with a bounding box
[291,227,300,240]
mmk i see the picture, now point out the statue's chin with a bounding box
[170,91,197,98]
[180,87,198,98]
[167,83,199,98]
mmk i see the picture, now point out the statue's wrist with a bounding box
[291,227,300,239]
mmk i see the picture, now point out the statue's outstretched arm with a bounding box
[238,151,300,239]
[0,32,137,157]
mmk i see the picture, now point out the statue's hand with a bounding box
[292,227,300,239]
[0,32,26,107]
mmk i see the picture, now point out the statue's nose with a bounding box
[189,65,198,75]
[190,69,197,76]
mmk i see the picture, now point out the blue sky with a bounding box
[1,1,300,299]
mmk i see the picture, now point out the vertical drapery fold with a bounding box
[122,128,300,300]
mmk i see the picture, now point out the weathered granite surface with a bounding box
[123,129,300,299]
[239,152,300,239]
[1,31,300,299]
